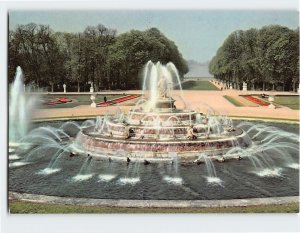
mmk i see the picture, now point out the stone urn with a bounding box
[90,94,97,108]
[268,96,275,109]
[242,82,247,91]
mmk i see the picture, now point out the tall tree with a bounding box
[108,28,188,90]
[83,24,116,91]
[209,25,299,92]
[9,24,188,91]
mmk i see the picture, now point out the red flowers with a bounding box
[97,95,138,107]
[243,95,270,106]
[45,97,72,105]
[112,95,138,103]
[58,97,72,103]
[98,101,114,107]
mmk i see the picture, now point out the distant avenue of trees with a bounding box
[209,25,299,92]
[9,23,188,92]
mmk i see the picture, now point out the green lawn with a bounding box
[40,94,124,108]
[181,80,220,90]
[223,95,244,107]
[9,200,299,214]
[274,96,300,110]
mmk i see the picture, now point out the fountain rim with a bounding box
[80,128,246,144]
[69,145,241,163]
[9,191,299,209]
[91,121,220,130]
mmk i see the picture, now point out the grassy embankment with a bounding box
[249,95,300,110]
[224,95,300,110]
[274,96,300,110]
[9,200,299,214]
[181,80,220,91]
[223,95,244,107]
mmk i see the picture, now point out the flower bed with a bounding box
[58,97,72,103]
[243,95,270,106]
[113,95,138,103]
[97,101,115,107]
[45,97,72,105]
[97,95,138,107]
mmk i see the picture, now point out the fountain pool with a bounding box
[8,63,299,202]
[8,120,299,200]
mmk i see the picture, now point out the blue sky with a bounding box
[9,10,298,62]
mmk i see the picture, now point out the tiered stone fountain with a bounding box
[72,61,251,163]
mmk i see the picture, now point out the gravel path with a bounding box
[32,90,299,121]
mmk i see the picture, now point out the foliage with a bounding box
[9,23,66,91]
[209,25,299,92]
[107,28,188,89]
[9,24,188,91]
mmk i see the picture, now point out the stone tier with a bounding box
[76,128,249,156]
[154,98,176,109]
[92,117,219,140]
[127,109,199,125]
[107,122,210,139]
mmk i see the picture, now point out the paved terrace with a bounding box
[32,89,299,121]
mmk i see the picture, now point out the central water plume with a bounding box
[142,61,183,110]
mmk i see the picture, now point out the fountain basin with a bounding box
[73,127,250,162]
[9,132,299,200]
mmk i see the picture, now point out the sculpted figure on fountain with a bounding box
[186,126,197,140]
[124,125,130,139]
[157,75,169,99]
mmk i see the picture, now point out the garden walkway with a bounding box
[33,90,299,121]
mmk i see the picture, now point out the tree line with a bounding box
[9,23,188,92]
[209,25,299,92]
